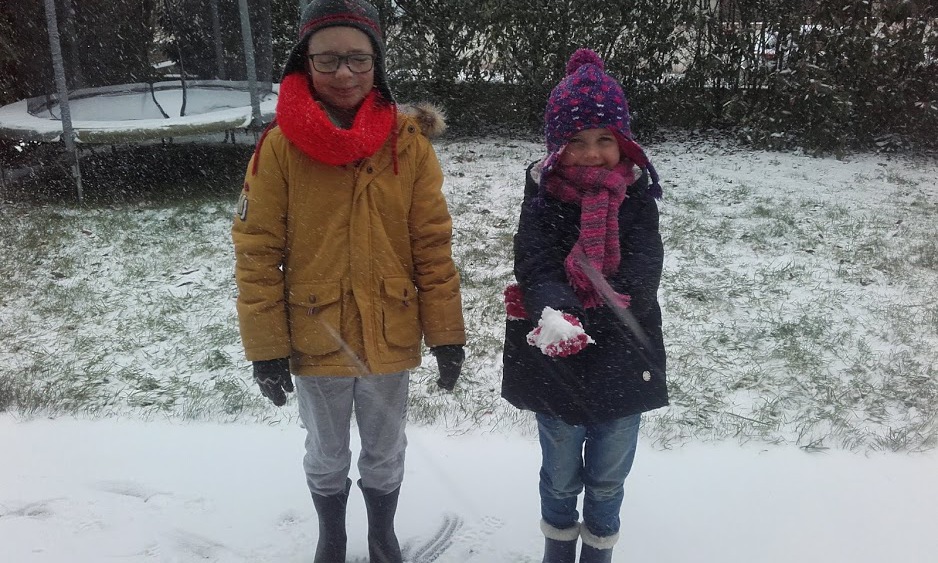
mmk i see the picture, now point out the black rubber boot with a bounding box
[543,537,578,563]
[358,479,403,563]
[579,544,614,563]
[579,526,617,563]
[310,478,351,563]
[541,520,579,563]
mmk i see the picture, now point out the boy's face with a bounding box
[306,26,375,112]
[558,128,620,169]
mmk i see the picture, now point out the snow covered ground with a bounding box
[2,128,938,561]
[3,415,938,563]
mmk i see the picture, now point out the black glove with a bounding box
[253,358,294,406]
[431,345,465,391]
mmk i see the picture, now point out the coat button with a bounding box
[407,125,415,133]
[366,166,373,173]
[642,371,651,381]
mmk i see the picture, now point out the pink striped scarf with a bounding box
[544,162,634,308]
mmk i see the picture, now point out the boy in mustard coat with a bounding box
[231,2,466,561]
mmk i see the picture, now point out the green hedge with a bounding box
[2,1,936,153]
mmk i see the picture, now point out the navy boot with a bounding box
[541,520,579,563]
[310,478,351,563]
[359,480,403,563]
[579,526,617,563]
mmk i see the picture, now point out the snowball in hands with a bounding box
[526,307,594,358]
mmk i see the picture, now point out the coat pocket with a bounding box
[381,276,421,348]
[287,282,343,356]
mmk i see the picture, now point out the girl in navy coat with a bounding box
[501,49,669,563]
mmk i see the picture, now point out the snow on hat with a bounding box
[543,48,660,197]
[281,0,394,103]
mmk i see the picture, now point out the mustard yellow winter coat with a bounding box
[232,105,466,376]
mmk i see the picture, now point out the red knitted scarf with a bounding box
[275,72,395,166]
[544,162,635,308]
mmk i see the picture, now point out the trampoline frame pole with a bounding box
[210,0,227,80]
[43,0,83,201]
[237,0,262,130]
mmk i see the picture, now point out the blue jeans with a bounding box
[536,412,641,538]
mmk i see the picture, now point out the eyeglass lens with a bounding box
[309,54,374,73]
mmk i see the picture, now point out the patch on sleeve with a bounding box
[236,184,249,221]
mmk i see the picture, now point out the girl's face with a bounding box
[306,26,375,111]
[558,128,621,169]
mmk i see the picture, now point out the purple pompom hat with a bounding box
[542,48,661,198]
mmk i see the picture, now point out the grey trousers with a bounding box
[294,372,409,497]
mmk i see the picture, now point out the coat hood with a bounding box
[398,102,447,139]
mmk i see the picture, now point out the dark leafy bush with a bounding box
[2,0,935,155]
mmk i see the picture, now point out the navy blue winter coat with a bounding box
[501,162,669,425]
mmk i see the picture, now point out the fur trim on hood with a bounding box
[399,102,447,138]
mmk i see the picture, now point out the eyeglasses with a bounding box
[307,53,375,74]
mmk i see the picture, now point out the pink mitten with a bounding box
[504,282,528,320]
[526,307,594,358]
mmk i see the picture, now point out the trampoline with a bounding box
[0,0,279,200]
[0,80,277,144]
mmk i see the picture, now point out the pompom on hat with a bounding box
[281,0,394,103]
[543,48,661,198]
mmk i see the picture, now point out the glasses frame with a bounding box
[307,53,376,74]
